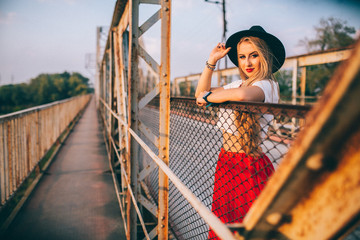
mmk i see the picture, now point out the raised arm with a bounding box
[196,86,265,106]
[195,43,231,98]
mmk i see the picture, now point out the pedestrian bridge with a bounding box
[1,0,360,239]
[1,97,126,240]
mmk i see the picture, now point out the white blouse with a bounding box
[216,79,279,138]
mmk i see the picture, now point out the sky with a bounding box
[1,0,360,86]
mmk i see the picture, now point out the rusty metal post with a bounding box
[217,70,221,87]
[114,26,125,209]
[173,78,178,97]
[158,0,171,239]
[106,50,112,133]
[95,26,101,106]
[292,58,298,104]
[110,30,116,164]
[185,77,190,96]
[128,0,140,239]
[0,123,4,205]
[121,32,130,211]
[300,66,306,105]
[102,63,106,118]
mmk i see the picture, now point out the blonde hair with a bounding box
[224,36,276,156]
[223,110,262,156]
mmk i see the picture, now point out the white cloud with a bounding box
[0,11,16,25]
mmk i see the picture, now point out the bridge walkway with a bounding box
[2,98,126,240]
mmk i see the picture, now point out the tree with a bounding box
[275,70,293,101]
[300,17,356,52]
[179,81,195,97]
[0,72,91,115]
[298,17,356,97]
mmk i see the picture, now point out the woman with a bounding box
[195,26,285,239]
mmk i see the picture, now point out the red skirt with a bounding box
[208,148,275,239]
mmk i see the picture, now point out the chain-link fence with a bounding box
[138,97,310,239]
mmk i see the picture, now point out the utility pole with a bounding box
[205,0,227,69]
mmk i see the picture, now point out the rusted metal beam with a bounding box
[113,23,129,233]
[140,0,161,4]
[138,161,157,182]
[127,127,238,240]
[138,45,160,75]
[128,0,140,239]
[139,9,161,36]
[145,227,158,240]
[283,47,352,68]
[300,67,306,105]
[291,58,298,104]
[170,97,311,118]
[157,0,171,239]
[241,39,360,239]
[138,83,160,110]
[138,121,158,147]
[139,195,158,217]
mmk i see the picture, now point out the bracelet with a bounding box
[206,61,215,71]
[206,61,216,67]
[203,91,213,107]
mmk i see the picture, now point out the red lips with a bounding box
[246,68,254,73]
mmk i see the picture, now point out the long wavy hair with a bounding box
[227,36,275,156]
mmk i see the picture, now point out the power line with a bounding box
[204,0,228,69]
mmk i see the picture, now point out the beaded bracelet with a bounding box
[206,61,216,71]
[207,61,216,67]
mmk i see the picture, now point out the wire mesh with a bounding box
[138,96,310,239]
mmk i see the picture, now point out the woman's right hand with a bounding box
[208,43,231,65]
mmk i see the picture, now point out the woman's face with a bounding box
[238,41,260,78]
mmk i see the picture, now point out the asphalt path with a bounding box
[3,98,125,240]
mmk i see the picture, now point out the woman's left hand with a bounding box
[208,43,231,64]
[196,91,208,106]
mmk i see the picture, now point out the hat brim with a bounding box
[225,30,285,73]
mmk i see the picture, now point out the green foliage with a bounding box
[298,17,356,97]
[179,81,195,97]
[299,17,356,52]
[275,70,293,101]
[0,72,92,115]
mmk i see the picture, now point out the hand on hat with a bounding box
[208,43,231,65]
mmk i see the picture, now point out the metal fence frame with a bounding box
[96,1,360,239]
[172,46,353,104]
[96,0,238,239]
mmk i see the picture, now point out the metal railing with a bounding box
[98,86,310,239]
[97,1,360,239]
[138,98,310,239]
[0,94,91,206]
[94,0,313,239]
[97,0,175,238]
[172,46,353,105]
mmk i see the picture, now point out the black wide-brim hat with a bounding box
[225,25,286,73]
